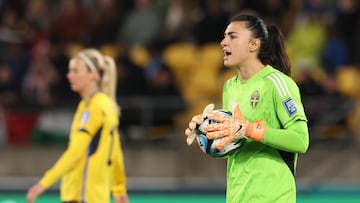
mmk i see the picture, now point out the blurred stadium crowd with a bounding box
[1,0,360,145]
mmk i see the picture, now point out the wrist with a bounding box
[246,120,266,142]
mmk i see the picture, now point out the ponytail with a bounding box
[101,56,117,102]
[260,25,291,76]
[101,56,121,114]
[230,14,291,76]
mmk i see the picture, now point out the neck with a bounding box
[236,60,265,81]
[81,87,100,101]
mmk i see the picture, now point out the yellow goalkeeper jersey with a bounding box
[39,92,127,203]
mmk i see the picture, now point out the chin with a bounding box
[69,85,79,92]
[224,61,235,68]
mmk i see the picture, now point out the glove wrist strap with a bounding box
[247,120,266,142]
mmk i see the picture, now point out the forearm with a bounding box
[112,159,127,197]
[111,133,127,196]
[39,132,91,188]
[262,120,309,153]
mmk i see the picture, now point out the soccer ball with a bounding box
[195,109,246,158]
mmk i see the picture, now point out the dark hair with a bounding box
[230,14,291,76]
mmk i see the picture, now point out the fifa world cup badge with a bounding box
[283,97,298,116]
[250,90,260,108]
[80,111,90,124]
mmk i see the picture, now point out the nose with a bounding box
[220,38,226,48]
[66,71,71,80]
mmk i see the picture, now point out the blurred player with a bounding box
[185,14,309,202]
[26,49,129,203]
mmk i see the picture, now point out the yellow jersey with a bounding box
[39,92,127,203]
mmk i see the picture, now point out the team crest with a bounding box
[250,90,260,108]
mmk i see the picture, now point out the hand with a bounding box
[26,183,46,203]
[114,195,129,203]
[205,104,266,149]
[185,103,214,145]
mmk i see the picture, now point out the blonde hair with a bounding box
[102,56,117,102]
[77,48,120,112]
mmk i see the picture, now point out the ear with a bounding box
[249,38,261,52]
[91,70,100,82]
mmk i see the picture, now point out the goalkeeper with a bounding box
[185,14,309,203]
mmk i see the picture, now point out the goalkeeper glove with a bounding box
[205,103,266,149]
[185,103,214,145]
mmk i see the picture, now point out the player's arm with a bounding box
[205,104,309,153]
[266,76,309,153]
[261,120,309,153]
[111,131,128,199]
[39,101,103,188]
[39,130,92,188]
[27,132,91,202]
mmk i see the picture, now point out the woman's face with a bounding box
[220,21,253,67]
[66,57,97,93]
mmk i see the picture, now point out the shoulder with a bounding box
[87,93,116,110]
[262,67,300,98]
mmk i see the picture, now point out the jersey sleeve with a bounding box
[39,98,105,188]
[39,131,92,188]
[262,73,309,153]
[111,130,128,196]
[78,99,104,136]
[263,120,309,153]
[270,73,307,127]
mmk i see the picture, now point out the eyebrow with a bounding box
[224,31,237,36]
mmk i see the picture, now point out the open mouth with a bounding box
[224,50,232,58]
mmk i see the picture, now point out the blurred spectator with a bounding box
[0,30,29,103]
[115,41,148,135]
[236,0,295,37]
[116,41,148,97]
[47,36,78,106]
[0,7,23,61]
[303,0,326,14]
[144,41,186,127]
[146,65,186,126]
[321,22,349,75]
[311,20,348,96]
[20,0,52,46]
[192,0,229,45]
[286,8,326,84]
[87,0,122,46]
[21,38,60,107]
[118,0,162,46]
[50,0,90,45]
[334,0,360,65]
[0,62,17,106]
[296,63,326,96]
[24,0,51,32]
[161,0,197,44]
[262,0,294,38]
